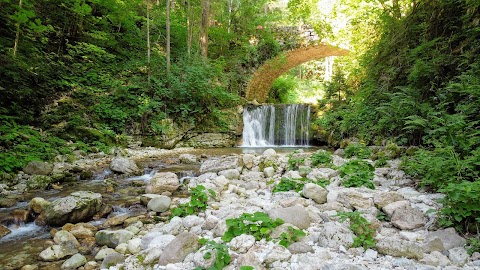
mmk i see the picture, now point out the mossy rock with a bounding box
[26,175,53,190]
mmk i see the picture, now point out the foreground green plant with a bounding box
[222,212,284,242]
[195,239,231,270]
[287,151,305,170]
[310,150,333,167]
[273,177,330,193]
[171,185,215,218]
[466,237,480,255]
[339,160,375,189]
[438,181,480,231]
[337,211,376,249]
[344,143,371,159]
[278,226,306,248]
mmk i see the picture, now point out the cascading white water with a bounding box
[242,104,310,147]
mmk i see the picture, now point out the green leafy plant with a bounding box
[222,212,284,242]
[339,160,375,189]
[287,151,305,170]
[344,143,372,159]
[311,150,333,167]
[272,177,330,193]
[278,226,306,248]
[438,181,480,231]
[239,267,254,270]
[337,211,376,249]
[195,239,231,270]
[171,185,215,218]
[466,237,480,255]
[374,156,388,167]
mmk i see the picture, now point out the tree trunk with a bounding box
[187,0,192,57]
[166,0,171,77]
[13,0,23,57]
[147,1,151,82]
[200,0,210,58]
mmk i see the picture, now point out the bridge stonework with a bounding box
[245,44,349,102]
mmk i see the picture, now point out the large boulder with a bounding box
[23,161,53,175]
[376,237,424,259]
[41,191,102,226]
[200,156,241,173]
[147,195,171,212]
[109,157,141,175]
[95,230,134,248]
[317,222,355,248]
[146,172,180,194]
[268,205,311,229]
[158,232,199,265]
[302,183,328,204]
[390,204,425,230]
[425,228,467,251]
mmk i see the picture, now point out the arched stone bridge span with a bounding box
[245,44,349,102]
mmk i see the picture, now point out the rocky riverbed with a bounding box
[1,147,480,270]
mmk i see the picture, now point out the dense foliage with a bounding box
[318,0,480,231]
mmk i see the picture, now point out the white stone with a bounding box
[127,238,142,254]
[161,216,184,235]
[448,247,469,266]
[229,234,256,253]
[302,183,328,204]
[61,253,86,270]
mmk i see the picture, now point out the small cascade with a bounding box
[242,104,311,147]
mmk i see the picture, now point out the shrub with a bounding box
[344,143,372,159]
[222,212,284,242]
[310,150,333,167]
[273,177,330,193]
[438,181,480,231]
[337,211,376,249]
[339,160,375,189]
[170,185,215,218]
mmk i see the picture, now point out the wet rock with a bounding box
[373,192,405,209]
[61,253,86,270]
[302,183,328,204]
[0,224,11,237]
[104,217,131,234]
[41,191,102,226]
[24,161,53,175]
[146,172,180,194]
[109,157,141,175]
[79,236,96,255]
[95,229,134,248]
[147,195,171,212]
[318,222,355,248]
[425,228,467,251]
[179,154,198,164]
[376,236,424,259]
[100,253,125,269]
[420,251,451,267]
[39,244,78,261]
[83,261,99,270]
[448,247,469,266]
[0,197,17,208]
[26,175,53,190]
[53,230,79,249]
[94,247,117,260]
[200,156,241,173]
[268,205,311,229]
[29,197,51,214]
[158,232,199,265]
[229,234,256,253]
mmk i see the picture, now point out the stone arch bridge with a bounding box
[245,44,349,103]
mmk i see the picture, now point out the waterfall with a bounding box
[242,104,310,147]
